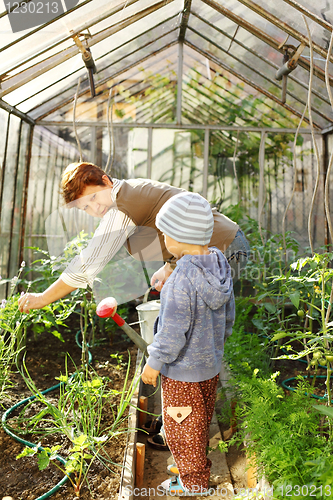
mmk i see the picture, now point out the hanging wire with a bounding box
[324,30,333,326]
[73,78,83,162]
[324,30,333,248]
[303,15,321,256]
[232,130,242,202]
[282,96,308,264]
[258,131,266,246]
[105,85,115,175]
[302,18,333,362]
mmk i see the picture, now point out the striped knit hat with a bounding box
[156,192,214,245]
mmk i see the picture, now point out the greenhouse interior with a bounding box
[1,0,333,499]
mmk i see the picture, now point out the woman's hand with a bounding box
[141,364,160,387]
[150,263,174,292]
[17,279,76,314]
[18,292,46,314]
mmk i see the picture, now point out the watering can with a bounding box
[135,300,160,345]
[96,297,150,356]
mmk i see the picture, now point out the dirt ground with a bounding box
[1,303,275,500]
[0,309,139,500]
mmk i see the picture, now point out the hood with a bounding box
[176,247,233,310]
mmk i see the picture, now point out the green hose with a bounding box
[281,375,333,402]
[1,328,92,499]
[2,388,69,500]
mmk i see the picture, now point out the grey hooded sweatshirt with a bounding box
[147,247,235,382]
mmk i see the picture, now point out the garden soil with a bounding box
[0,304,254,500]
[0,308,139,500]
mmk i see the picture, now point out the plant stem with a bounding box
[325,278,333,324]
[308,294,314,335]
[80,297,88,367]
[326,364,333,439]
[310,363,318,391]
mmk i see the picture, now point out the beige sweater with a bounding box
[116,178,239,262]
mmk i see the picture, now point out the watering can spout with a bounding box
[96,297,149,356]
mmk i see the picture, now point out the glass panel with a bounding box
[7,37,74,77]
[151,129,204,193]
[34,124,149,179]
[129,128,149,178]
[8,121,31,279]
[209,0,297,40]
[190,0,333,128]
[328,132,333,249]
[241,0,333,52]
[3,1,181,110]
[6,57,88,107]
[23,125,93,267]
[99,126,131,178]
[13,30,178,116]
[93,24,179,82]
[264,132,324,250]
[34,44,179,123]
[0,114,20,291]
[185,28,329,128]
[13,21,178,112]
[183,46,298,128]
[89,0,183,36]
[2,0,180,77]
[0,108,9,168]
[207,129,324,250]
[0,0,129,74]
[207,130,259,209]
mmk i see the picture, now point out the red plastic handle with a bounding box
[110,312,125,327]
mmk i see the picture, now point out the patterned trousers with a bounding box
[161,374,219,491]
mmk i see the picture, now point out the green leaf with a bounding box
[271,332,289,341]
[16,447,36,459]
[313,405,333,419]
[91,378,102,388]
[264,303,276,314]
[252,318,264,330]
[218,440,228,453]
[37,450,50,471]
[289,291,300,309]
[51,330,65,342]
[49,445,62,460]
[254,292,268,302]
[73,434,89,448]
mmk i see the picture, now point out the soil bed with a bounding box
[0,307,140,500]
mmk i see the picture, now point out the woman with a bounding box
[18,162,249,313]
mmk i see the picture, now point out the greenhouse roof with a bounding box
[1,0,333,132]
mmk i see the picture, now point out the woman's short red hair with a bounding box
[61,162,111,205]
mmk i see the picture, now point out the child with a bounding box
[141,192,235,496]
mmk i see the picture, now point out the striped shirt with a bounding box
[60,179,136,289]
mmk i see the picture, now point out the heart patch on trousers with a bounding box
[166,406,192,424]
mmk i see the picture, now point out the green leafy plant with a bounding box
[15,353,142,496]
[0,238,93,349]
[16,436,99,498]
[110,352,126,369]
[218,247,333,498]
[23,238,100,357]
[0,262,30,403]
[232,372,333,499]
[223,297,273,382]
[262,252,333,444]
